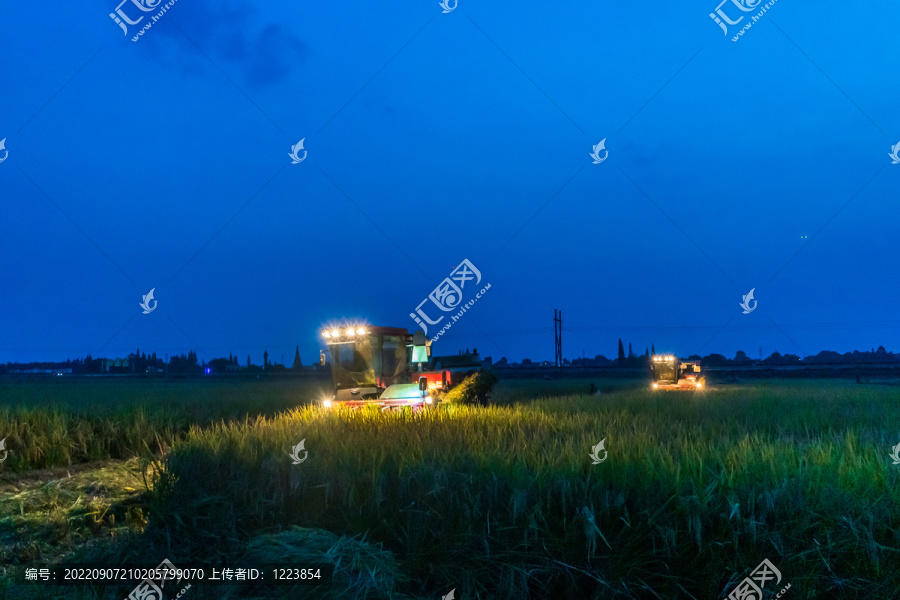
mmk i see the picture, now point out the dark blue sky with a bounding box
[1,0,897,364]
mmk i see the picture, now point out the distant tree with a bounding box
[263,350,269,369]
[293,346,302,370]
[644,347,649,357]
[617,339,625,366]
[168,351,200,374]
[496,357,508,366]
[687,355,701,361]
[208,358,231,373]
[651,343,656,355]
[702,353,728,366]
[733,350,752,365]
[247,354,251,368]
[628,343,634,359]
[83,354,100,374]
[804,350,842,364]
[763,351,783,365]
[521,358,533,365]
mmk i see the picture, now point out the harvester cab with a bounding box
[319,323,449,409]
[650,355,704,390]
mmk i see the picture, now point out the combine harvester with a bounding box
[650,354,705,390]
[318,322,475,411]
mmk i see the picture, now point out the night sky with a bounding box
[1,0,897,365]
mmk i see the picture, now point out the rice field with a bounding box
[1,378,898,599]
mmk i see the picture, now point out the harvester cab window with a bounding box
[654,361,676,382]
[381,335,408,387]
[331,338,376,389]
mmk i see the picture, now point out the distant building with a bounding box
[14,368,72,375]
[431,349,481,370]
[103,358,130,372]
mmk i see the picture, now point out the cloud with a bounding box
[133,0,310,87]
[245,24,309,87]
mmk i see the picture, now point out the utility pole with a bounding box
[553,309,562,369]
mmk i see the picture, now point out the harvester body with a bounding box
[319,324,450,409]
[650,355,704,390]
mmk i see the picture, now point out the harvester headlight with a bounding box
[696,381,703,388]
[322,331,330,338]
[323,399,333,408]
[330,329,340,338]
[356,328,367,335]
[653,383,659,389]
[425,396,433,404]
[346,328,356,336]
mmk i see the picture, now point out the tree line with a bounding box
[1,346,316,375]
